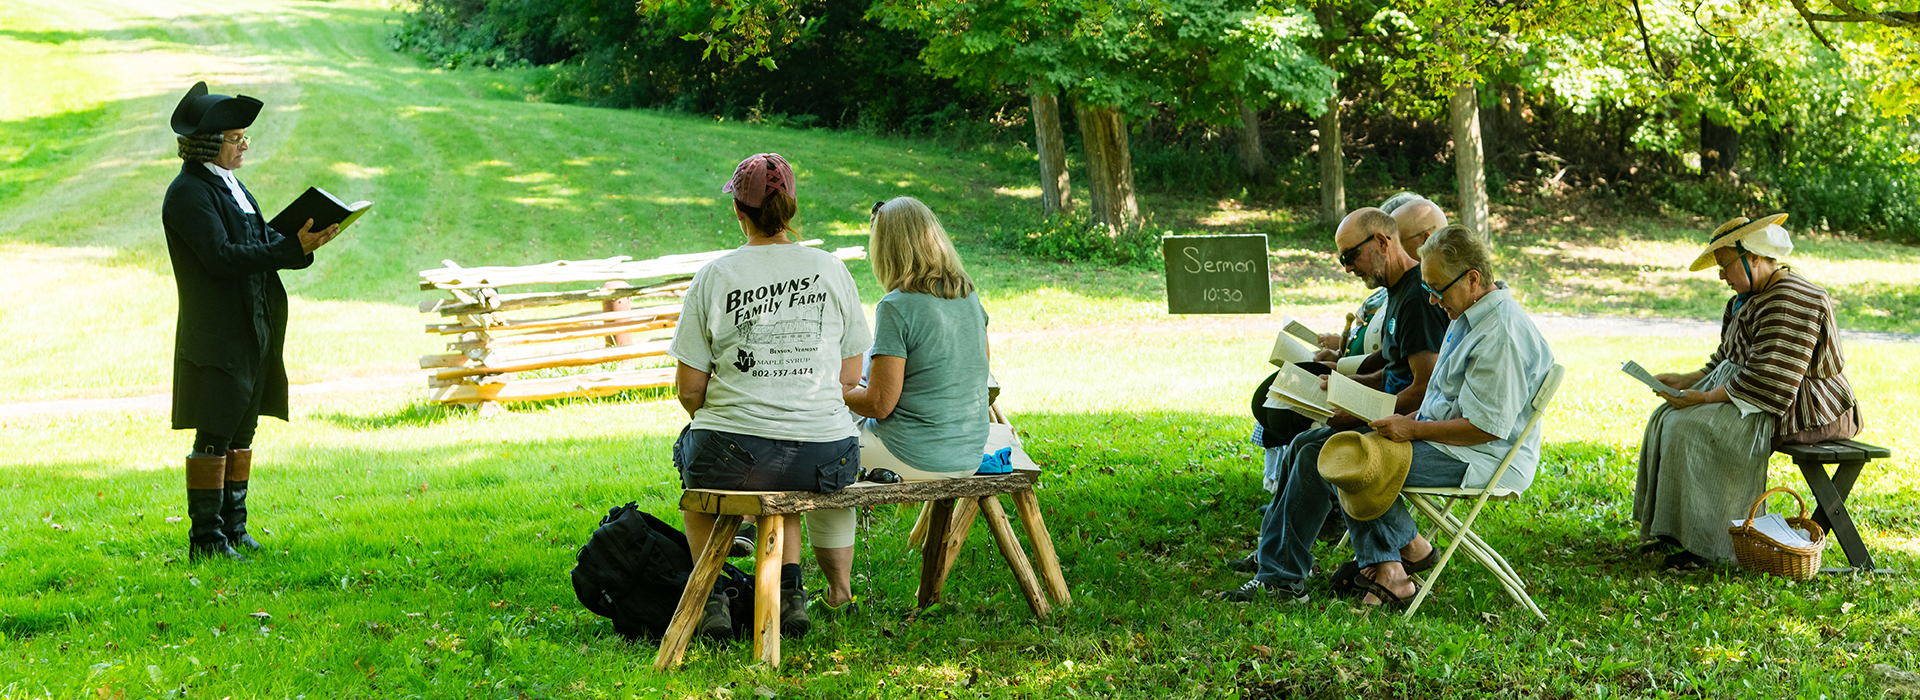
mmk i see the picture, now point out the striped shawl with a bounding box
[1701,271,1856,437]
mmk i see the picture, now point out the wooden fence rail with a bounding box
[419,241,865,414]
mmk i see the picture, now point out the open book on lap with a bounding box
[1327,372,1395,423]
[1267,362,1333,421]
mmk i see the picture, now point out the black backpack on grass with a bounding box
[571,502,754,640]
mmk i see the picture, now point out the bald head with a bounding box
[1393,200,1448,259]
[1334,207,1398,251]
[1334,207,1419,288]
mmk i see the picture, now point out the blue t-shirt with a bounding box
[868,290,991,473]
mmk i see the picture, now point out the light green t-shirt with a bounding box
[868,290,990,473]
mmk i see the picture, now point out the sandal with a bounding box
[1335,547,1436,598]
[1403,546,1439,575]
[1330,560,1364,597]
[1357,568,1412,609]
[809,591,861,619]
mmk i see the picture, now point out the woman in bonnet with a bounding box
[1634,214,1860,568]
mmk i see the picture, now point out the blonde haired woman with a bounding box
[844,197,993,482]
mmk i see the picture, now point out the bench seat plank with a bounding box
[680,470,1039,515]
[1778,439,1891,463]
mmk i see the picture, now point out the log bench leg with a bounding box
[918,499,954,607]
[907,501,934,550]
[981,495,1051,618]
[654,514,742,671]
[1011,489,1071,607]
[922,498,981,606]
[1797,459,1875,572]
[754,513,785,666]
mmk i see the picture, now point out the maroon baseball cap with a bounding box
[722,153,795,208]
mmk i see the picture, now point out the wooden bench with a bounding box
[652,467,1069,670]
[1778,439,1892,573]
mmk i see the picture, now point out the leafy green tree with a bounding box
[872,0,1336,228]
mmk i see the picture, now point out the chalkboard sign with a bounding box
[1163,234,1271,314]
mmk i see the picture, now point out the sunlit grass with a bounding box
[4,0,1920,697]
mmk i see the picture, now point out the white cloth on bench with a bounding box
[858,422,1035,481]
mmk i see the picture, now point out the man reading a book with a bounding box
[1224,207,1450,601]
[162,81,342,562]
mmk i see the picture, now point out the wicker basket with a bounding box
[1729,487,1828,581]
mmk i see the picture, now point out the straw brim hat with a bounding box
[1689,213,1791,271]
[1317,431,1414,522]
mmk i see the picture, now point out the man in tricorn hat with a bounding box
[162,81,341,561]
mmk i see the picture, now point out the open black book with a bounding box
[269,187,372,234]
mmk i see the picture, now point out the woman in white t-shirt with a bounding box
[667,153,869,639]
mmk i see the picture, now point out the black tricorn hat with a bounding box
[170,81,263,136]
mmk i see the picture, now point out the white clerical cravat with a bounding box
[202,162,255,214]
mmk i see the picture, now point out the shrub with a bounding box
[988,212,1163,268]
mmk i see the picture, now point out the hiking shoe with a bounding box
[729,524,757,558]
[1219,578,1308,604]
[1227,552,1259,573]
[697,590,732,639]
[780,582,811,637]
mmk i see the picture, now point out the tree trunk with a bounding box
[1074,101,1139,230]
[1700,112,1740,175]
[1450,82,1489,237]
[1317,93,1345,227]
[1235,98,1268,183]
[1030,88,1071,216]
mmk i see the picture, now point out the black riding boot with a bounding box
[222,449,261,550]
[186,454,246,562]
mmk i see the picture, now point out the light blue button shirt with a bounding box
[1416,283,1556,491]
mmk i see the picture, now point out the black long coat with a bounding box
[160,162,313,431]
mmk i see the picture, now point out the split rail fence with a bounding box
[418,241,865,413]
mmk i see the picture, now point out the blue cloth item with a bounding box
[978,447,1013,475]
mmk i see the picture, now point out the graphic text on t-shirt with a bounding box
[725,273,824,326]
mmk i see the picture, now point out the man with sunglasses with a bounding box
[1222,207,1449,603]
[162,82,341,562]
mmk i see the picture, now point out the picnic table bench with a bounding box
[652,466,1069,670]
[1778,438,1892,573]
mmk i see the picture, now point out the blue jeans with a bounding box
[673,426,860,493]
[1254,428,1469,585]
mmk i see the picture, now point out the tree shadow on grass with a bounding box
[5,406,1918,692]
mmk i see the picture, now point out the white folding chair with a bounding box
[1399,363,1565,620]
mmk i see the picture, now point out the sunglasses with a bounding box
[1423,268,1474,299]
[859,467,901,484]
[1337,236,1377,266]
[870,201,886,218]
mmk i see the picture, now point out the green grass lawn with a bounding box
[5,0,1920,698]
